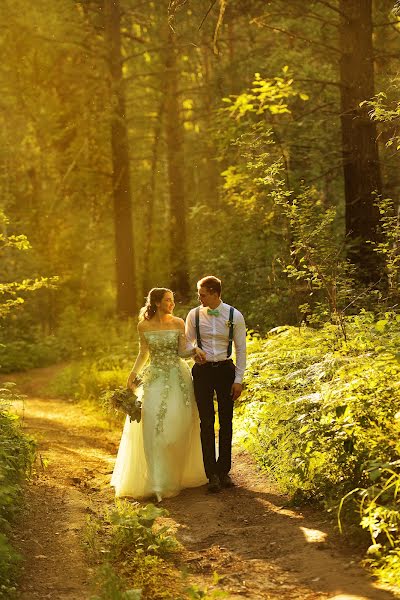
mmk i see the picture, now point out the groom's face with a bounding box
[198,286,218,308]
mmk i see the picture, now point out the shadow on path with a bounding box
[163,450,398,600]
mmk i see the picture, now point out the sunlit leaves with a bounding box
[364,91,400,150]
[0,234,30,252]
[369,197,400,297]
[222,68,306,121]
[0,209,59,319]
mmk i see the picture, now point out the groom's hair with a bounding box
[197,276,221,296]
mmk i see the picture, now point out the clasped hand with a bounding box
[193,347,206,363]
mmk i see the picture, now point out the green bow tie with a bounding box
[207,308,220,316]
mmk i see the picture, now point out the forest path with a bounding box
[6,365,399,600]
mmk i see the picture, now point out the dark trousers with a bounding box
[192,360,235,480]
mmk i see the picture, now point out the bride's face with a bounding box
[158,291,175,314]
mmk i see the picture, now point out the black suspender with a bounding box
[195,305,234,358]
[195,306,202,349]
[227,305,234,358]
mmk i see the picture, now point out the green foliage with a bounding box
[190,72,304,330]
[0,338,62,373]
[194,68,353,331]
[0,209,58,320]
[85,501,182,600]
[366,544,400,588]
[365,90,400,150]
[275,186,357,329]
[85,501,226,599]
[0,277,59,320]
[0,0,398,337]
[90,564,142,600]
[104,501,180,559]
[370,196,400,300]
[0,309,138,374]
[0,533,18,600]
[27,313,139,405]
[50,362,126,402]
[222,68,305,120]
[339,461,400,586]
[236,313,400,581]
[0,383,36,598]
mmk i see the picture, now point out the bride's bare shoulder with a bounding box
[171,316,185,329]
[138,319,151,332]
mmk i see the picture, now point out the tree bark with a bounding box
[201,38,220,203]
[339,0,383,284]
[104,0,137,316]
[142,96,165,294]
[165,28,190,300]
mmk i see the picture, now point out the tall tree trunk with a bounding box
[201,37,220,203]
[142,96,165,294]
[165,28,190,300]
[339,0,383,284]
[373,0,399,200]
[104,0,137,316]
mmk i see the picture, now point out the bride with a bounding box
[111,287,208,501]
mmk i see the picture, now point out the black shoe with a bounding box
[207,474,221,493]
[220,474,235,488]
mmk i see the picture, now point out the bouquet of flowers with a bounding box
[102,386,142,422]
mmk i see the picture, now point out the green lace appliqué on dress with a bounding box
[143,330,190,435]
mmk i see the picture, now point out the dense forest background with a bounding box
[1,2,400,594]
[1,0,399,362]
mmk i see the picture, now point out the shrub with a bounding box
[86,501,181,600]
[0,383,36,598]
[0,308,138,374]
[236,312,400,581]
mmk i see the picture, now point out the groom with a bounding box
[186,276,246,493]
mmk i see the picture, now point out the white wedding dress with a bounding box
[111,329,207,500]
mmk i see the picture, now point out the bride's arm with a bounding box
[177,321,205,361]
[127,329,149,389]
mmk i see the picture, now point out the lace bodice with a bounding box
[144,330,181,369]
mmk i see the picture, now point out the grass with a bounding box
[84,501,226,600]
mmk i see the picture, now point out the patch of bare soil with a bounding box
[6,366,400,600]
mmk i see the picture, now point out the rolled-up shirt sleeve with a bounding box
[233,312,246,384]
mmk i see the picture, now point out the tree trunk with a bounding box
[201,36,221,202]
[104,0,137,316]
[165,28,190,300]
[142,96,165,294]
[339,0,383,284]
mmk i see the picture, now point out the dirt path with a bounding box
[6,366,400,600]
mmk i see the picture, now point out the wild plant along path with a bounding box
[9,366,398,600]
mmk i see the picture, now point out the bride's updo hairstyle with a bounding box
[139,287,172,321]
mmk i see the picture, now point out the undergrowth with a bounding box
[0,309,138,374]
[236,311,400,587]
[84,501,225,600]
[0,383,36,599]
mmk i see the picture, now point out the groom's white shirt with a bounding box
[185,301,246,384]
